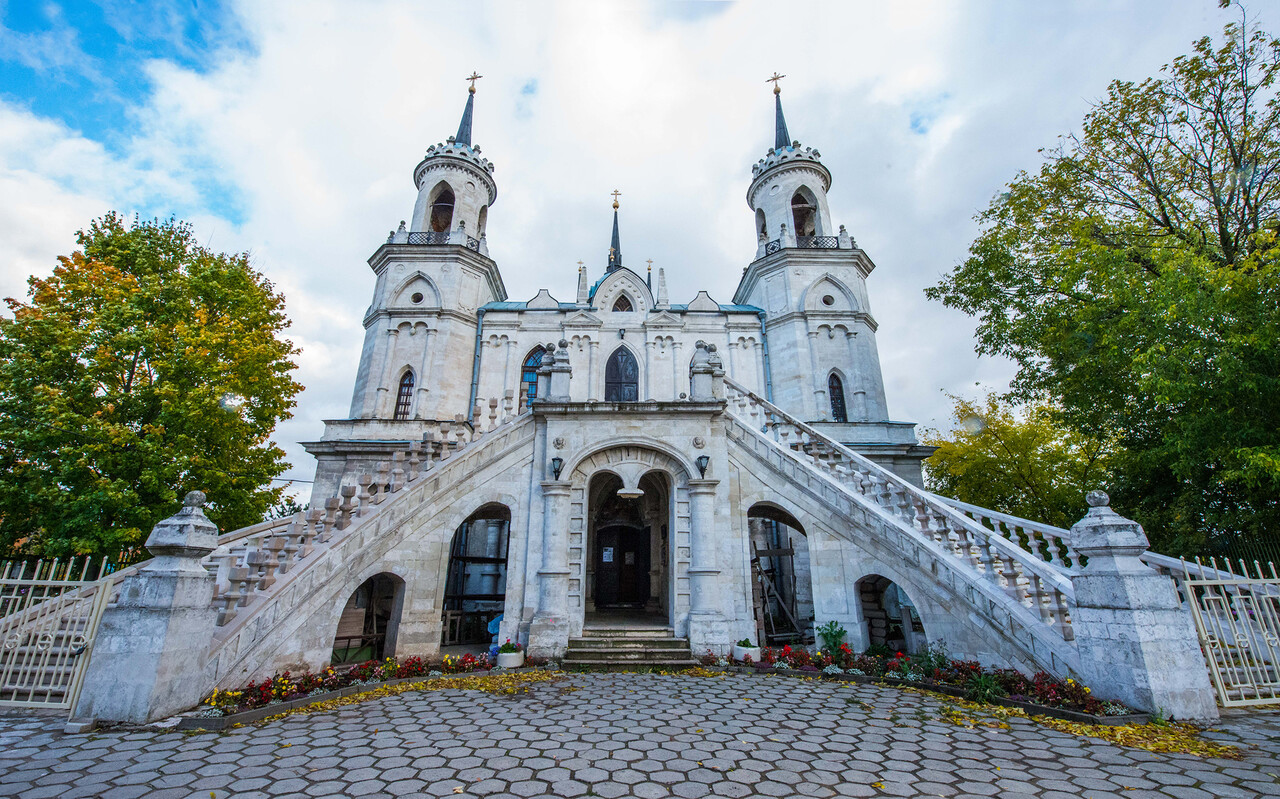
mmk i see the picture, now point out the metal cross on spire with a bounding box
[466,71,483,93]
[766,72,786,94]
[611,189,622,209]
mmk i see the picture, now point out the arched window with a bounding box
[756,208,767,238]
[791,190,817,237]
[828,373,848,423]
[521,346,545,404]
[429,183,455,232]
[612,294,633,312]
[605,347,639,402]
[477,205,488,236]
[393,370,415,420]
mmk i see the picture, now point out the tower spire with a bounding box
[767,72,790,150]
[608,190,623,271]
[454,72,482,146]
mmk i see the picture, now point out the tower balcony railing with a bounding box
[763,236,841,255]
[403,231,483,251]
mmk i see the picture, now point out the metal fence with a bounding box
[0,557,114,711]
[1183,557,1280,707]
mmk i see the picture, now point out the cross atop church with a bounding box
[466,71,483,93]
[767,72,785,94]
[611,189,622,209]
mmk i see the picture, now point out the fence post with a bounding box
[73,491,220,723]
[1068,490,1218,721]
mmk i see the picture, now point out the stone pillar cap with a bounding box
[1069,489,1149,557]
[144,490,220,560]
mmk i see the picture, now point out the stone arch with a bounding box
[393,367,416,420]
[611,294,634,312]
[390,272,442,309]
[802,273,858,312]
[427,180,455,232]
[441,503,512,646]
[477,205,488,236]
[755,207,768,238]
[856,574,927,654]
[565,443,695,635]
[331,571,406,664]
[827,370,848,423]
[791,186,822,237]
[747,502,814,644]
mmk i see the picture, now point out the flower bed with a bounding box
[708,643,1144,724]
[199,653,515,718]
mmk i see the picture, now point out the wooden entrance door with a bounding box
[595,525,650,607]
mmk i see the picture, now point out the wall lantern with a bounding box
[695,455,710,477]
[618,328,626,339]
[550,456,565,480]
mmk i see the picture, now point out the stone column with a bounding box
[687,478,726,652]
[415,326,435,419]
[375,327,400,418]
[529,480,572,657]
[587,339,599,401]
[548,339,572,401]
[671,341,683,400]
[689,341,713,400]
[806,328,824,417]
[1068,491,1219,721]
[75,492,220,724]
[644,339,655,400]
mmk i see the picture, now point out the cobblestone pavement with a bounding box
[0,672,1278,798]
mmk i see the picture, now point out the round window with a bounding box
[821,294,836,306]
[411,292,424,304]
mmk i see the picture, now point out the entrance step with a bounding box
[563,631,696,669]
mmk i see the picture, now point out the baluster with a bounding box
[297,515,315,559]
[777,423,790,450]
[1029,573,1052,624]
[1055,591,1074,640]
[371,461,391,503]
[518,384,528,413]
[406,441,422,482]
[233,566,254,607]
[338,486,357,529]
[488,398,499,430]
[894,489,914,524]
[390,452,406,493]
[217,567,249,625]
[356,474,375,515]
[977,534,999,582]
[912,499,932,534]
[454,414,468,447]
[259,537,284,589]
[1002,556,1029,605]
[274,525,297,574]
[322,499,339,541]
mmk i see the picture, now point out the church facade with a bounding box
[300,81,933,656]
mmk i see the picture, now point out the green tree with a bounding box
[926,17,1280,555]
[0,213,303,556]
[923,395,1114,531]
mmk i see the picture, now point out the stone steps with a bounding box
[563,627,696,669]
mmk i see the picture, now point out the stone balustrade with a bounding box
[723,377,1076,644]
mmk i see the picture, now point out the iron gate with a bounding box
[0,558,114,711]
[1183,558,1280,707]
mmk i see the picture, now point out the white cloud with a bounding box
[0,0,1254,485]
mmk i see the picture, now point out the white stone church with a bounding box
[66,79,1220,725]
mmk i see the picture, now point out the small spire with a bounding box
[646,258,653,289]
[607,191,623,271]
[455,72,482,146]
[576,260,590,305]
[767,72,791,150]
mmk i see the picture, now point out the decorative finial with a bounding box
[1086,490,1110,508]
[611,189,621,209]
[466,71,483,93]
[577,259,585,270]
[183,490,207,508]
[767,72,786,95]
[646,258,653,272]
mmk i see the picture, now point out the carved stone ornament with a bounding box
[553,436,566,450]
[692,436,706,449]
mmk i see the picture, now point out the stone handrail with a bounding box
[937,496,1081,569]
[205,394,531,628]
[723,376,1076,644]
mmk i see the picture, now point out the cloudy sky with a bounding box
[0,0,1257,493]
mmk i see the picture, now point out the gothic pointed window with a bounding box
[394,370,415,420]
[521,346,545,404]
[429,183,455,232]
[828,373,848,423]
[605,347,639,402]
[791,189,818,237]
[756,208,767,238]
[612,294,633,312]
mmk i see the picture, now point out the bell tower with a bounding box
[733,76,932,483]
[303,74,508,503]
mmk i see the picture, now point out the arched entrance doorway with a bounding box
[442,504,511,646]
[747,504,814,645]
[857,574,927,653]
[585,471,670,623]
[332,572,405,664]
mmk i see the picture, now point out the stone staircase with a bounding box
[562,624,699,670]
